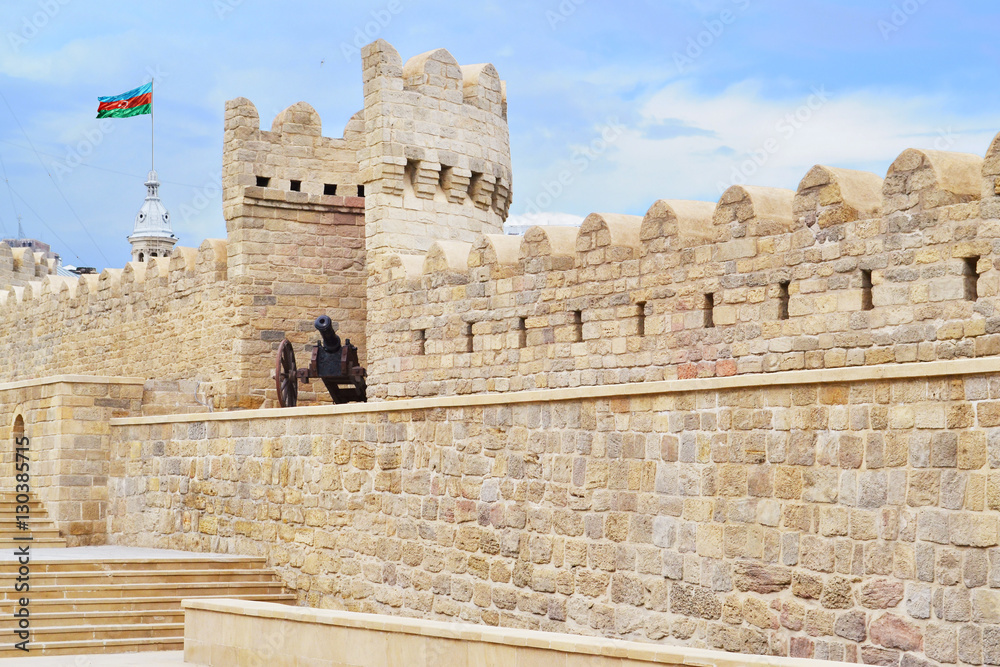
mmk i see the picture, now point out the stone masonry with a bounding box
[109,361,1000,665]
[365,140,1000,402]
[2,37,1000,665]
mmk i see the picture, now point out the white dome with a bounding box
[128,168,177,265]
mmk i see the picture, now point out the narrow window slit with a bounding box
[861,270,873,311]
[517,317,527,349]
[465,323,474,353]
[637,302,646,336]
[704,294,715,328]
[572,310,583,342]
[778,281,790,320]
[416,329,426,355]
[964,256,980,301]
[357,185,365,197]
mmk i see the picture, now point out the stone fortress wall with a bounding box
[222,96,368,407]
[0,40,513,409]
[108,361,1000,666]
[0,241,238,406]
[0,243,58,287]
[5,36,1000,665]
[364,137,1000,403]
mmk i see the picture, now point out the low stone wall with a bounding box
[111,359,1000,664]
[183,598,848,667]
[0,375,144,545]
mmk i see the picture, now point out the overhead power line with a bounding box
[0,88,111,266]
[0,147,15,237]
[0,139,211,189]
[9,186,82,261]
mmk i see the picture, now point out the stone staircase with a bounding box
[0,555,295,656]
[0,494,67,548]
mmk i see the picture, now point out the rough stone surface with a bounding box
[869,614,923,652]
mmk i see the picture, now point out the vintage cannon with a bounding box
[274,316,367,407]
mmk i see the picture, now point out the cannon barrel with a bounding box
[314,315,342,353]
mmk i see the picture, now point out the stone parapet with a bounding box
[183,599,852,666]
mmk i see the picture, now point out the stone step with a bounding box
[0,636,182,658]
[0,493,66,550]
[0,567,280,585]
[0,528,63,536]
[0,580,287,601]
[20,621,183,643]
[29,609,183,627]
[0,557,267,573]
[0,592,296,613]
[0,539,67,548]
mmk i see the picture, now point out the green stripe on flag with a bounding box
[96,104,151,119]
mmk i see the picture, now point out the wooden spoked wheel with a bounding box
[275,339,298,408]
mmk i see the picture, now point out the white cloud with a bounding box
[607,80,999,203]
[0,34,146,85]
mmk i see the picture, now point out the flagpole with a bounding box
[151,77,155,172]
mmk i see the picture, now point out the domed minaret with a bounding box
[128,170,177,262]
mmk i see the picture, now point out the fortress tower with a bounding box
[220,39,512,405]
[128,169,177,262]
[359,39,512,257]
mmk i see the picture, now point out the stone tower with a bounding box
[128,170,177,262]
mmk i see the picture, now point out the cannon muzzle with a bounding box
[314,315,342,353]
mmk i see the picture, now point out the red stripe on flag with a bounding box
[97,92,152,113]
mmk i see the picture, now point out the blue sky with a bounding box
[0,0,998,268]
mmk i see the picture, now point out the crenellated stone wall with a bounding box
[0,243,59,288]
[108,360,1000,665]
[0,241,241,406]
[364,136,1000,402]
[359,39,512,257]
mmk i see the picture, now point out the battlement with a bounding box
[222,40,511,263]
[222,97,366,223]
[0,242,59,287]
[359,40,512,255]
[0,239,226,308]
[0,239,239,406]
[365,132,1000,398]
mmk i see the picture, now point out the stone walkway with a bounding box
[0,651,186,665]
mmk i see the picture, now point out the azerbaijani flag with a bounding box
[96,82,152,119]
